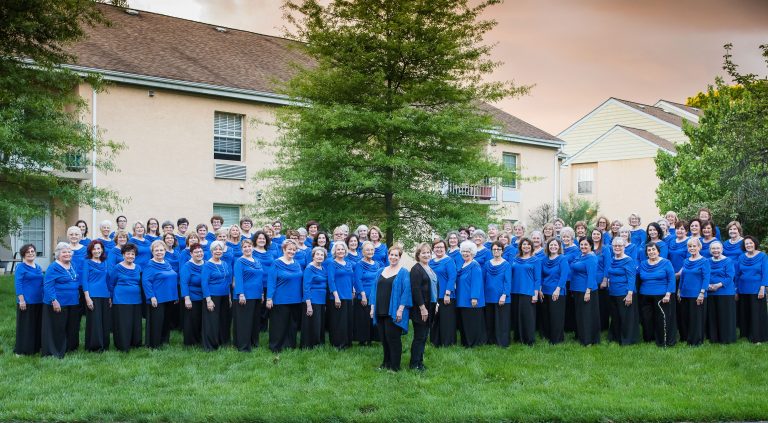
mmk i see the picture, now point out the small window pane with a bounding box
[502,153,518,188]
[212,204,241,227]
[214,112,242,161]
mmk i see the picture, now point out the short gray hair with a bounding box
[472,229,487,242]
[611,237,627,247]
[54,242,72,260]
[311,246,327,261]
[332,241,349,256]
[210,240,226,252]
[561,227,575,239]
[459,240,477,257]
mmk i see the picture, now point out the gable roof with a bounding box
[612,98,692,128]
[617,126,676,153]
[68,4,313,94]
[476,103,563,145]
[657,100,702,117]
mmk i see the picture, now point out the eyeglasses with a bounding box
[491,248,503,251]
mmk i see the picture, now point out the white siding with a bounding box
[571,129,659,164]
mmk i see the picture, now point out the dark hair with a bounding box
[675,220,689,231]
[161,220,174,230]
[517,237,533,257]
[210,215,224,225]
[743,235,760,252]
[491,241,505,252]
[345,234,360,249]
[286,229,300,239]
[273,219,282,226]
[19,243,36,257]
[314,231,331,252]
[176,217,189,227]
[701,220,715,237]
[545,238,562,258]
[688,218,702,232]
[189,243,203,253]
[590,228,603,251]
[146,217,160,236]
[116,215,127,224]
[252,230,271,249]
[305,220,319,231]
[646,222,662,241]
[163,232,178,250]
[121,243,138,255]
[87,239,107,262]
[644,241,660,255]
[75,219,89,237]
[458,227,470,236]
[432,239,447,250]
[578,236,594,250]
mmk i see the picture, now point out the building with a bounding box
[558,97,701,224]
[2,4,563,269]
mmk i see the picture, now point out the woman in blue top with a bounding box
[484,241,511,347]
[253,230,275,333]
[678,238,710,346]
[700,221,717,259]
[353,241,380,346]
[735,235,768,343]
[456,240,486,347]
[129,221,152,268]
[638,222,668,262]
[618,226,638,265]
[707,241,736,344]
[637,242,676,347]
[215,229,235,271]
[606,237,639,345]
[142,240,179,349]
[76,219,91,247]
[226,225,243,261]
[107,230,129,271]
[180,243,205,346]
[369,245,411,371]
[14,244,44,355]
[446,231,463,269]
[429,239,457,347]
[369,226,389,267]
[266,239,304,352]
[722,221,744,260]
[471,230,491,268]
[109,243,143,352]
[95,220,116,251]
[82,240,111,352]
[667,220,690,275]
[201,241,232,351]
[42,242,81,358]
[145,217,161,242]
[628,213,646,247]
[328,241,355,349]
[345,234,362,267]
[510,238,540,346]
[592,228,612,331]
[560,227,580,334]
[233,239,265,352]
[571,238,600,345]
[66,225,88,282]
[302,247,330,349]
[540,238,569,344]
[289,230,309,269]
[162,232,182,332]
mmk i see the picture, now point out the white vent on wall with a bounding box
[214,163,246,180]
[125,9,139,15]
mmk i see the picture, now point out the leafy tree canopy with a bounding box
[257,0,528,245]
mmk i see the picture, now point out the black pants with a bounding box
[432,300,457,347]
[511,294,536,345]
[679,297,706,345]
[202,295,230,351]
[639,294,676,347]
[167,286,182,331]
[85,297,112,352]
[608,295,639,345]
[146,302,173,348]
[352,298,375,345]
[41,304,80,358]
[738,294,768,343]
[233,299,262,352]
[112,303,142,352]
[328,299,353,349]
[378,316,402,371]
[539,294,565,344]
[269,303,301,352]
[301,302,325,349]
[459,306,486,347]
[15,303,42,355]
[564,282,576,333]
[598,287,611,331]
[484,303,510,347]
[410,304,432,368]
[182,300,203,346]
[573,292,601,346]
[707,295,736,344]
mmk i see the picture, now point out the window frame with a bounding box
[213,111,244,162]
[501,152,519,189]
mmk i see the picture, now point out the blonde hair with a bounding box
[388,244,404,257]
[150,240,166,253]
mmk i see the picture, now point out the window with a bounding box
[213,112,243,161]
[212,204,241,227]
[15,214,47,257]
[502,153,518,188]
[577,168,594,194]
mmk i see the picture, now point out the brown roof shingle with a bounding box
[613,98,696,128]
[68,4,313,93]
[476,103,562,143]
[658,99,703,117]
[618,125,677,153]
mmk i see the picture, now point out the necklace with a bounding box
[65,264,77,280]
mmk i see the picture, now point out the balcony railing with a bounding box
[65,154,88,172]
[447,183,496,201]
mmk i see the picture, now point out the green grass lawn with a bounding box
[1,275,766,422]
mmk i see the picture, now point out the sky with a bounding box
[128,0,767,135]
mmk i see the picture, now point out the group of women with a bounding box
[12,208,768,372]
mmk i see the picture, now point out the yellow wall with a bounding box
[571,127,659,164]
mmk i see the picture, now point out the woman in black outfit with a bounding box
[409,243,435,371]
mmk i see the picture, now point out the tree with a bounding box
[528,203,554,231]
[258,0,527,245]
[0,0,124,240]
[557,194,598,228]
[656,43,768,242]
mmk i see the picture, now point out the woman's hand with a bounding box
[184,296,192,310]
[623,292,633,306]
[306,301,314,317]
[552,287,560,302]
[499,294,506,306]
[420,305,428,322]
[239,294,246,305]
[86,296,94,311]
[206,297,215,312]
[396,306,404,322]
[677,290,681,302]
[471,299,477,308]
[150,297,158,308]
[19,299,27,311]
[52,299,61,313]
[696,292,705,305]
[334,293,341,309]
[584,290,591,302]
[369,306,375,319]
[531,292,539,303]
[108,298,112,308]
[360,293,368,307]
[600,278,608,289]
[266,299,273,310]
[443,293,451,305]
[759,287,765,300]
[662,293,670,304]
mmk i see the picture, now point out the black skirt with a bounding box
[112,303,143,352]
[352,298,375,345]
[269,303,301,352]
[146,301,173,349]
[202,295,229,351]
[608,295,639,345]
[432,300,457,347]
[638,294,676,347]
[678,297,706,346]
[707,295,736,344]
[484,303,510,347]
[573,292,601,346]
[539,294,565,344]
[301,302,325,349]
[85,297,112,352]
[232,298,262,352]
[15,303,42,355]
[459,306,486,347]
[737,294,768,343]
[511,294,536,346]
[598,287,611,331]
[328,299,353,349]
[41,304,80,358]
[182,300,203,346]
